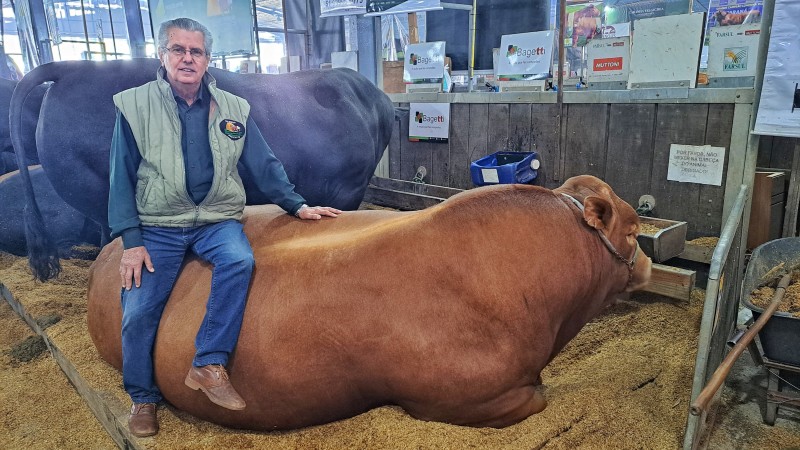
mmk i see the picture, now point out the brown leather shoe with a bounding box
[185,364,246,410]
[128,402,158,437]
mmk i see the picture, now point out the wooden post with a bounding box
[782,141,800,238]
[408,13,419,44]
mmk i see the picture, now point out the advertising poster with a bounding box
[403,41,446,83]
[707,0,762,28]
[587,37,630,82]
[566,2,602,47]
[706,24,760,78]
[602,22,631,38]
[409,103,450,143]
[753,0,800,138]
[320,0,366,17]
[667,144,726,186]
[496,31,554,81]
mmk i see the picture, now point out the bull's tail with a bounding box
[10,63,61,281]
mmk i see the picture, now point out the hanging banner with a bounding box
[566,2,602,47]
[320,0,366,17]
[753,0,800,138]
[409,103,449,143]
[403,41,445,83]
[496,31,554,81]
[706,24,760,78]
[587,37,630,82]
[365,0,442,16]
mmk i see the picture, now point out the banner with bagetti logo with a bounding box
[587,37,630,82]
[496,31,554,81]
[707,23,760,78]
[403,42,446,84]
[409,103,449,143]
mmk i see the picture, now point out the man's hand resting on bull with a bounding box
[295,205,342,220]
[120,246,154,290]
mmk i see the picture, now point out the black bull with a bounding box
[10,59,397,281]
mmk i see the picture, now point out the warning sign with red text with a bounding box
[586,37,630,83]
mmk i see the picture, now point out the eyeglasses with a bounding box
[162,46,207,60]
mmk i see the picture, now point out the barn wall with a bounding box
[388,93,750,239]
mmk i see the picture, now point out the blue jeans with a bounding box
[120,220,254,404]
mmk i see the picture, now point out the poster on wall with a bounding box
[667,144,726,186]
[496,31,554,81]
[753,0,800,138]
[320,0,366,17]
[706,24,760,78]
[403,41,445,84]
[586,37,630,82]
[409,103,449,143]
[707,0,762,28]
[566,2,602,47]
[149,0,254,55]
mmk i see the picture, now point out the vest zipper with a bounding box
[193,205,200,227]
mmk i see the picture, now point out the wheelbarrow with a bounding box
[691,237,800,424]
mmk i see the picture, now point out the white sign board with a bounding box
[667,144,726,186]
[320,0,366,17]
[587,37,630,82]
[707,24,761,78]
[496,31,554,81]
[628,13,705,89]
[409,103,449,143]
[602,22,630,38]
[753,0,800,138]
[403,41,446,83]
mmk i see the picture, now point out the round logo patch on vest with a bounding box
[220,119,245,140]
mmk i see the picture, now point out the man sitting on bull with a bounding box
[108,17,341,438]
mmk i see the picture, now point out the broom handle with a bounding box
[690,272,792,416]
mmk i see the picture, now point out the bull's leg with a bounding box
[405,384,547,428]
[463,385,547,428]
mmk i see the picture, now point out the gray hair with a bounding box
[157,18,213,56]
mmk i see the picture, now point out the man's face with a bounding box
[160,28,209,90]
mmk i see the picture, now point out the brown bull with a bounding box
[87,175,651,430]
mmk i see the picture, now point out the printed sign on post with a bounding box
[587,37,630,82]
[409,103,449,143]
[707,24,760,78]
[403,42,446,83]
[496,31,554,81]
[667,144,726,185]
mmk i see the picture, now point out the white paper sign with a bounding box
[409,103,449,142]
[602,22,630,38]
[667,144,726,186]
[587,37,630,82]
[403,42,445,83]
[496,31,554,80]
[320,0,366,17]
[707,24,761,78]
[753,0,800,138]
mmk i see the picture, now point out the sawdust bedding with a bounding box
[1,251,799,449]
[750,270,800,318]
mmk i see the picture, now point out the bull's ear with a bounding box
[583,196,615,231]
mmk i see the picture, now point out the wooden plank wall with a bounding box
[757,136,799,169]
[389,102,736,238]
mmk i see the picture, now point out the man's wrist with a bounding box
[294,204,309,217]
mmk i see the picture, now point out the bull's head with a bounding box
[555,175,652,292]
